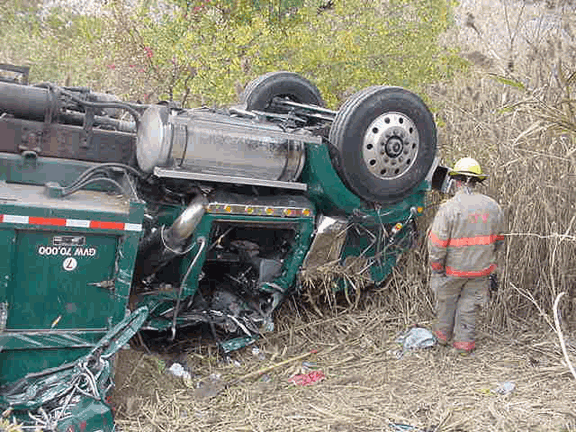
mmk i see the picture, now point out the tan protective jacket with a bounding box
[428,187,504,277]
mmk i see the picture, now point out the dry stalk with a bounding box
[505,232,576,241]
[510,282,554,329]
[300,256,372,312]
[553,292,576,380]
[228,349,318,385]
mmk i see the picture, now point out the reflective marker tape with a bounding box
[3,215,29,224]
[89,220,125,230]
[0,214,142,232]
[66,219,91,228]
[124,223,143,232]
[29,216,67,226]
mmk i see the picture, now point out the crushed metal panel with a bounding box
[302,216,348,270]
[0,307,148,432]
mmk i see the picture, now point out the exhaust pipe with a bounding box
[135,195,208,282]
[162,195,208,253]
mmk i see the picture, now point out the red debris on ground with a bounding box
[288,370,326,386]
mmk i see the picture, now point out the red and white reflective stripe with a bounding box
[0,214,141,232]
[445,264,496,277]
[446,234,504,247]
[429,231,504,248]
[429,231,449,247]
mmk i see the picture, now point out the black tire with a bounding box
[239,71,325,112]
[328,86,437,204]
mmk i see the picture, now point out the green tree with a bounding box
[0,0,466,107]
[107,0,466,106]
[0,0,112,87]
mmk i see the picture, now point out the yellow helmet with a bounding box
[449,157,487,181]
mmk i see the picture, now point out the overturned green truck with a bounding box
[0,67,447,431]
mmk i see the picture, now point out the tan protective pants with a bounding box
[430,275,489,343]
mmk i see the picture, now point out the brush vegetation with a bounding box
[0,0,465,106]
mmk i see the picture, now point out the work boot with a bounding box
[434,329,449,346]
[453,340,475,356]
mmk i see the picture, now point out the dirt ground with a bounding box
[110,298,576,432]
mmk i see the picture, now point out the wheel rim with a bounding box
[362,111,420,180]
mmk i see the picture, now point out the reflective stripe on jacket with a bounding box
[428,188,504,277]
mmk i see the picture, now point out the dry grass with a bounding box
[431,0,576,332]
[111,296,576,432]
[111,241,576,432]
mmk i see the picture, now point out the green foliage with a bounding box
[0,0,467,107]
[0,1,111,87]
[128,0,467,107]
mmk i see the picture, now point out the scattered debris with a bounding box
[288,370,326,386]
[259,374,272,383]
[395,327,437,358]
[251,346,266,361]
[219,336,259,354]
[492,381,516,395]
[302,361,317,370]
[167,362,191,380]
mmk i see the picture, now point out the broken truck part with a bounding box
[0,68,447,430]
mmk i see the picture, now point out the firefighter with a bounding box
[428,157,505,354]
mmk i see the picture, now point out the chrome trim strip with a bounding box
[154,167,308,191]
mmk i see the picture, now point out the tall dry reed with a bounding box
[419,1,576,334]
[307,1,576,338]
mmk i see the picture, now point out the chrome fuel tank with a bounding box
[136,106,310,184]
